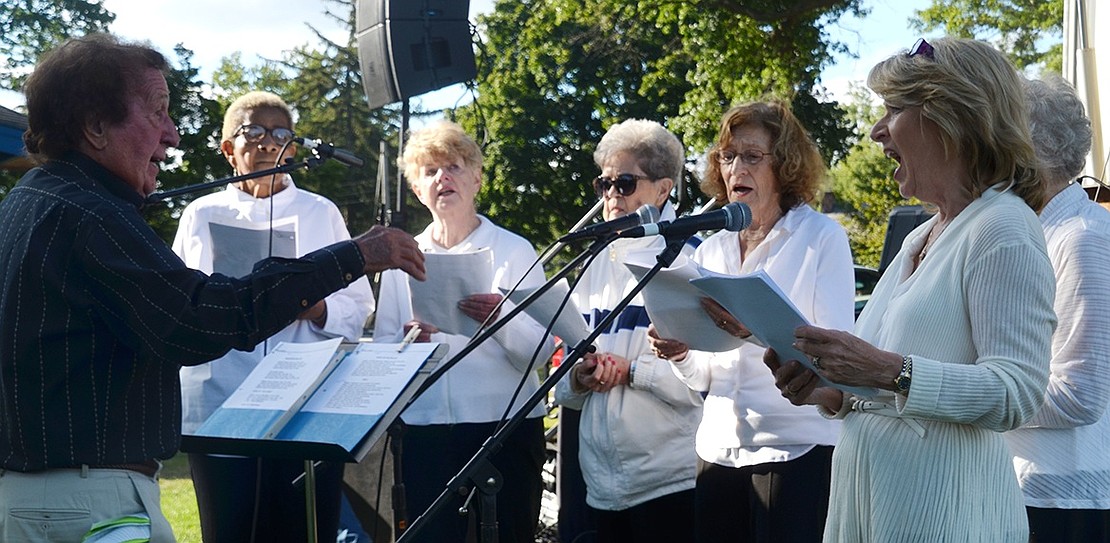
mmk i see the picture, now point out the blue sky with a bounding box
[0,0,934,112]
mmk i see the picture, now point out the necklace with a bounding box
[918,221,948,261]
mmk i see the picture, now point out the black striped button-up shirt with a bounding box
[0,152,365,471]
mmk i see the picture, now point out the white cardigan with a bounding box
[827,187,1056,542]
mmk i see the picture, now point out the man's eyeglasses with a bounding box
[908,38,935,60]
[233,124,296,146]
[593,173,651,197]
[714,149,773,166]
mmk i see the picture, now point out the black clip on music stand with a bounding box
[396,233,690,542]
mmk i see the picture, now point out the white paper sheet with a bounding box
[408,248,494,337]
[691,270,877,398]
[501,279,591,347]
[220,338,344,411]
[301,342,435,415]
[624,253,746,353]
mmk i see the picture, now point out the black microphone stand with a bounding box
[407,229,615,404]
[396,233,691,543]
[388,229,613,539]
[144,156,327,204]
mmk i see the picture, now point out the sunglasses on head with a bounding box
[593,173,651,197]
[908,38,935,60]
[233,124,296,146]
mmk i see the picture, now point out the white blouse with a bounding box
[1006,182,1110,509]
[669,204,855,467]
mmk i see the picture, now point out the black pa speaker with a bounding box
[878,205,933,274]
[356,0,477,110]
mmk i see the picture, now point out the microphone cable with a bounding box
[495,241,602,432]
[251,139,297,543]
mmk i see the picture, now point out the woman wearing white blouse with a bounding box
[647,101,855,543]
[1007,76,1110,543]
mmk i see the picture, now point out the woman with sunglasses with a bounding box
[173,91,374,542]
[763,38,1055,541]
[554,119,704,543]
[645,101,855,542]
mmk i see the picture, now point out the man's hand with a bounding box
[353,225,426,280]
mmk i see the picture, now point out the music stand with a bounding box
[181,341,448,543]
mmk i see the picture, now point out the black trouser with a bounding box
[187,453,343,543]
[695,446,833,543]
[400,418,546,543]
[1029,506,1110,543]
[595,489,696,543]
[558,407,599,543]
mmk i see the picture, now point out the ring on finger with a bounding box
[718,319,728,329]
[812,356,823,370]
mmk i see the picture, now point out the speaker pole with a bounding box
[393,98,410,231]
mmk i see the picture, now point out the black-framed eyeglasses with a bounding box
[908,38,935,60]
[593,173,651,197]
[714,148,773,166]
[233,124,296,146]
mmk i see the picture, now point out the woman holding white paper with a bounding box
[373,120,554,543]
[763,38,1056,541]
[553,119,704,543]
[174,91,375,542]
[646,100,854,543]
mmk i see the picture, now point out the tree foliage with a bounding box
[143,45,227,242]
[453,0,863,260]
[190,0,405,238]
[0,0,115,90]
[913,0,1063,73]
[827,0,1065,268]
[827,86,918,268]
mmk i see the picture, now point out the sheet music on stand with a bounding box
[181,339,448,463]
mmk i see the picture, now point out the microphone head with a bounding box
[635,204,661,226]
[721,202,752,232]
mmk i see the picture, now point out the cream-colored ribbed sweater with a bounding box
[827,188,1056,542]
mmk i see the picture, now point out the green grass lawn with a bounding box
[159,453,201,542]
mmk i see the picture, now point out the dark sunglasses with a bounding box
[908,38,935,60]
[233,124,296,146]
[593,173,651,197]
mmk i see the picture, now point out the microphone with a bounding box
[295,137,365,168]
[618,202,751,239]
[558,204,661,243]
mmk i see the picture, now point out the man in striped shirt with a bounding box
[0,33,424,543]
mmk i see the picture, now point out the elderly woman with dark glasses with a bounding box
[645,101,855,542]
[763,38,1055,542]
[173,90,374,541]
[554,119,704,543]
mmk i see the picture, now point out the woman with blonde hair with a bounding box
[764,37,1056,542]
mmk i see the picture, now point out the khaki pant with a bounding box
[0,466,175,542]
